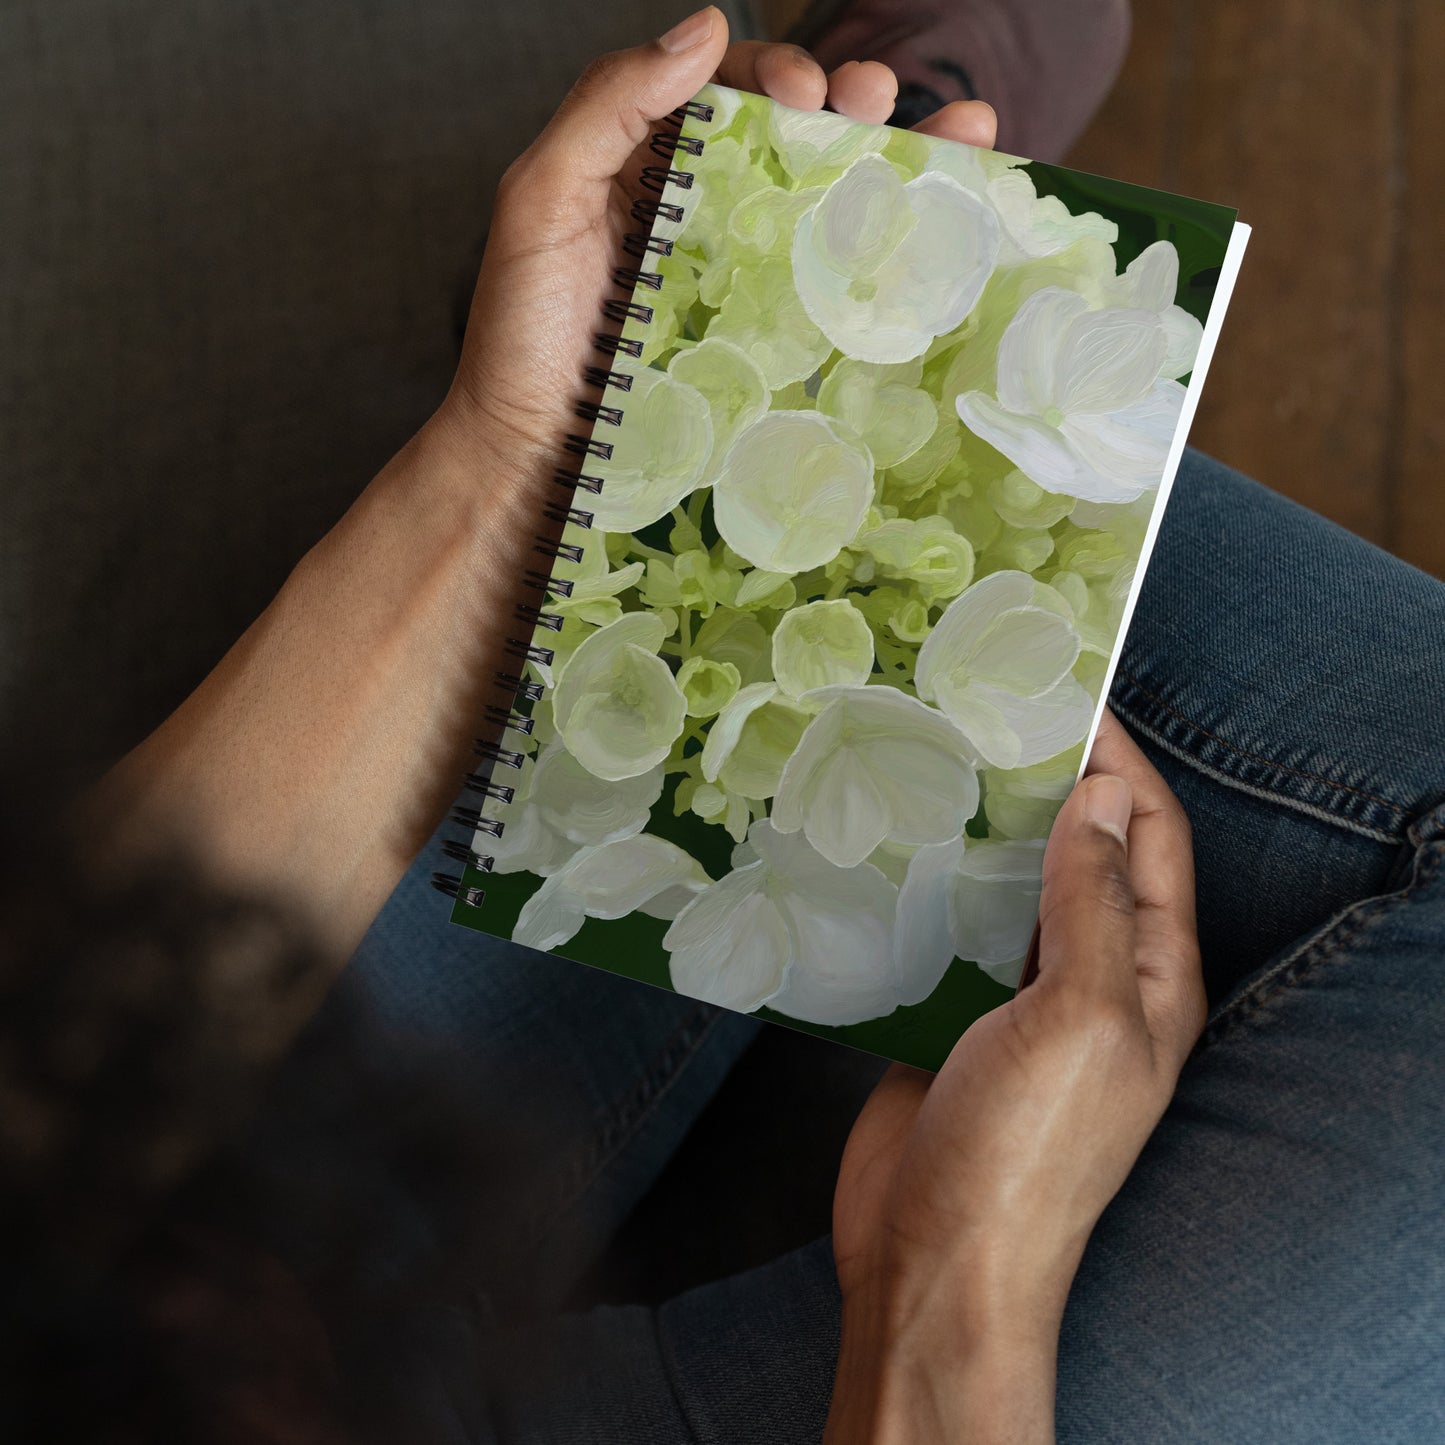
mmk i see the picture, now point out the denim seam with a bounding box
[1116,703,1403,845]
[429,1301,495,1445]
[1112,666,1407,844]
[1115,667,1407,815]
[652,1303,707,1445]
[1193,835,1445,1053]
[521,1004,725,1247]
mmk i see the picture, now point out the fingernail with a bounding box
[1084,774,1132,848]
[658,6,713,53]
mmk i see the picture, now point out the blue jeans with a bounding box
[327,451,1445,1443]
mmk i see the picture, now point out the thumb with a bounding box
[1036,771,1141,1012]
[521,7,728,204]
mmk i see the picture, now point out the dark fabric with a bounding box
[322,455,1445,1443]
[0,0,747,800]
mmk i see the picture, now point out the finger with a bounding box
[1085,711,1205,1062]
[1037,770,1142,1014]
[855,1062,932,1135]
[716,40,828,111]
[1084,712,1194,930]
[825,60,898,126]
[909,98,998,150]
[516,6,729,207]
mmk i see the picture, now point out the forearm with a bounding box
[80,404,539,964]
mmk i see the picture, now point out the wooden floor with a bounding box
[763,0,1445,577]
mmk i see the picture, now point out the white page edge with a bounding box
[1069,219,1254,791]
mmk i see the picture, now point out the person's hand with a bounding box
[82,13,997,1020]
[420,5,998,505]
[825,709,1207,1444]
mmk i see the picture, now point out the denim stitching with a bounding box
[1114,664,1410,829]
[653,1304,708,1445]
[586,1004,725,1180]
[1114,700,1403,845]
[521,1003,726,1247]
[1192,836,1445,1053]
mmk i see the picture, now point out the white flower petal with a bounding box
[983,751,1079,840]
[771,904,899,1024]
[755,825,900,1026]
[1160,305,1203,379]
[792,160,999,364]
[719,701,810,801]
[552,613,684,782]
[923,136,990,195]
[768,102,888,181]
[817,359,938,469]
[700,681,779,783]
[916,574,1090,768]
[988,170,1117,264]
[728,183,828,256]
[881,170,1001,336]
[1059,377,1184,500]
[693,609,773,687]
[791,739,892,868]
[707,257,833,387]
[892,836,967,1006]
[512,879,587,952]
[994,286,1089,414]
[713,411,874,573]
[966,605,1080,697]
[588,365,714,533]
[851,723,981,844]
[915,570,1036,704]
[973,673,1095,768]
[810,153,914,278]
[949,839,1046,967]
[1114,239,1178,312]
[956,390,1089,494]
[564,834,709,919]
[773,687,980,868]
[667,337,770,471]
[665,822,903,1026]
[531,743,663,846]
[932,678,1021,769]
[771,599,874,699]
[515,836,709,953]
[488,798,581,877]
[1054,306,1166,415]
[664,863,791,1012]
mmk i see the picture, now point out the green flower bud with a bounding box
[678,657,742,719]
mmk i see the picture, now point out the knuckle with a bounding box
[1166,799,1194,851]
[1172,963,1209,1043]
[496,151,539,206]
[1041,980,1145,1061]
[1081,994,1138,1046]
[1094,860,1138,919]
[577,48,627,97]
[1041,855,1135,928]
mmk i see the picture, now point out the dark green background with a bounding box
[449,155,1237,1074]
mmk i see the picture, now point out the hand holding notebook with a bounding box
[77,17,1222,1438]
[825,708,1204,1440]
[439,13,1247,1075]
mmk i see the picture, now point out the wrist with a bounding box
[409,391,556,558]
[824,1256,1069,1445]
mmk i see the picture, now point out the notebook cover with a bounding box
[447,82,1249,1071]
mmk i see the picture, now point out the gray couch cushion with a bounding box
[1,0,750,796]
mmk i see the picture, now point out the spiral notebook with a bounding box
[434,83,1250,1072]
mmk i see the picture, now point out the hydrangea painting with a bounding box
[449,85,1243,1071]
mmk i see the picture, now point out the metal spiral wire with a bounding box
[434,97,711,908]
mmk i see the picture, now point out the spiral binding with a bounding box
[432,96,714,907]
